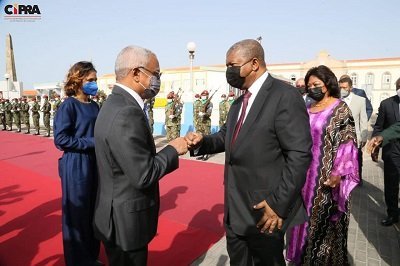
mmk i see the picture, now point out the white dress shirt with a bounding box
[115,82,144,110]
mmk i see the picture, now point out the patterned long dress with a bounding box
[286,99,360,265]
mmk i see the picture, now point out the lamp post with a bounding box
[4,73,10,99]
[186,42,196,93]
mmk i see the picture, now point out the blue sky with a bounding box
[0,0,399,89]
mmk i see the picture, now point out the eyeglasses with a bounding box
[138,66,162,80]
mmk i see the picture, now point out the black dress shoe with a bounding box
[196,155,204,160]
[381,216,399,226]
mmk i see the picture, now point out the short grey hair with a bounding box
[115,45,156,80]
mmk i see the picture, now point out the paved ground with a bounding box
[155,134,400,266]
[6,125,400,266]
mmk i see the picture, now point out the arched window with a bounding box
[365,73,374,85]
[290,74,296,81]
[382,72,391,90]
[350,73,358,87]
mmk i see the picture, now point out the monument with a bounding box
[2,33,23,99]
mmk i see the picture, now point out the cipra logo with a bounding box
[3,3,42,22]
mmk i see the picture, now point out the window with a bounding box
[350,73,358,87]
[381,72,391,90]
[365,73,374,85]
[290,74,296,81]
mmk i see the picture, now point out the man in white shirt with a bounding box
[339,76,368,185]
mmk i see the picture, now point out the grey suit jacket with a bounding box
[195,75,312,235]
[346,93,368,146]
[93,85,179,250]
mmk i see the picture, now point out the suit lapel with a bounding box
[113,86,156,152]
[231,75,274,152]
[392,96,400,121]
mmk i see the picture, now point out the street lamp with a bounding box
[4,73,10,99]
[186,42,196,93]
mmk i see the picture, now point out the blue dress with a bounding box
[53,97,100,266]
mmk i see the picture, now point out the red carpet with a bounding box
[0,131,225,265]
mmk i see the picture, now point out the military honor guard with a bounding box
[0,99,6,130]
[12,98,21,132]
[193,93,201,131]
[144,96,155,134]
[219,94,228,128]
[21,97,30,134]
[41,95,52,137]
[165,91,183,141]
[4,99,12,131]
[31,98,41,135]
[196,90,213,160]
[53,94,62,118]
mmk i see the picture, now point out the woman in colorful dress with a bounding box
[54,61,101,266]
[286,65,360,265]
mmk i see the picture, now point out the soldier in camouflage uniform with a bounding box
[21,97,30,134]
[196,90,213,160]
[41,95,52,137]
[98,95,106,109]
[4,99,12,131]
[53,95,62,118]
[31,98,41,135]
[144,97,155,134]
[12,98,21,132]
[0,99,6,130]
[226,91,235,113]
[219,94,228,128]
[165,92,182,141]
[193,94,201,131]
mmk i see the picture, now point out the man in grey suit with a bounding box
[339,76,368,185]
[93,45,188,265]
[185,39,312,265]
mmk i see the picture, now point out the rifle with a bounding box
[202,87,220,114]
[170,88,184,116]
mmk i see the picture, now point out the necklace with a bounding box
[314,97,331,107]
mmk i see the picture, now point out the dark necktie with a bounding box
[231,91,252,145]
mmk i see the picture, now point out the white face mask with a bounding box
[201,96,207,100]
[228,97,234,100]
[167,99,172,103]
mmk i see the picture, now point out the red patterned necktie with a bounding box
[231,91,252,145]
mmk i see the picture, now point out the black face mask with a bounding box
[226,59,253,89]
[308,86,325,101]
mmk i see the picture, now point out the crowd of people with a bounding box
[4,38,399,266]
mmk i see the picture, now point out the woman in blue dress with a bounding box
[54,61,101,266]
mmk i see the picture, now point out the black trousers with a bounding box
[225,223,285,266]
[383,159,400,218]
[104,241,147,266]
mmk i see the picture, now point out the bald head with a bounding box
[226,39,266,68]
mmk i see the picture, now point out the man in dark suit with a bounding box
[371,77,400,226]
[295,77,314,107]
[185,39,312,265]
[93,45,188,265]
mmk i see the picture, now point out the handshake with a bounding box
[168,132,203,155]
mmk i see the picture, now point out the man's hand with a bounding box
[198,112,204,117]
[253,200,283,234]
[169,137,188,155]
[367,136,383,155]
[323,175,341,188]
[168,115,175,119]
[184,132,203,150]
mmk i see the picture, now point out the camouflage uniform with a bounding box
[53,97,61,118]
[193,94,201,131]
[12,99,21,132]
[41,97,51,137]
[4,99,12,130]
[20,99,30,133]
[226,91,235,114]
[144,97,155,134]
[31,100,41,135]
[219,94,228,128]
[0,100,6,130]
[196,91,212,136]
[165,92,182,141]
